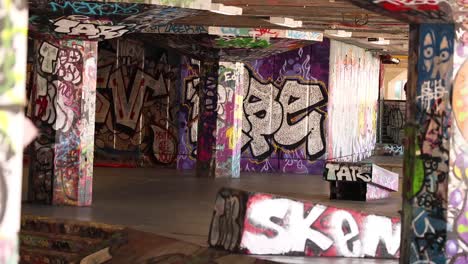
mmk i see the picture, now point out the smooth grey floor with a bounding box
[21,166,401,264]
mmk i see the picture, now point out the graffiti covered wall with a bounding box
[328,40,380,162]
[29,39,97,206]
[94,38,181,167]
[447,18,468,263]
[240,40,330,174]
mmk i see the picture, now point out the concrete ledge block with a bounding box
[323,162,399,201]
[208,187,401,259]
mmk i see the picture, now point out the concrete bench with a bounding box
[208,187,400,259]
[323,162,399,201]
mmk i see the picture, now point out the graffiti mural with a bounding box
[29,39,97,206]
[48,2,141,16]
[447,18,468,264]
[380,143,405,156]
[208,188,248,251]
[381,100,406,145]
[328,40,380,163]
[241,41,330,174]
[94,38,180,167]
[208,27,323,42]
[403,24,453,264]
[28,2,203,40]
[208,188,401,259]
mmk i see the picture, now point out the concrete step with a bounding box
[20,247,80,264]
[20,216,128,264]
[21,215,121,240]
[20,230,102,253]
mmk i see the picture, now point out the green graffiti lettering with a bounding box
[412,144,424,196]
[216,37,271,49]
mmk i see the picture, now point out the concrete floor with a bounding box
[21,165,401,264]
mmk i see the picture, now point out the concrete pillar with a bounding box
[214,62,244,178]
[177,57,200,170]
[196,60,219,177]
[29,38,97,206]
[0,0,28,262]
[400,23,454,263]
[196,60,244,178]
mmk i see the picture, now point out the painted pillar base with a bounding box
[29,38,97,206]
[324,162,399,201]
[208,187,401,259]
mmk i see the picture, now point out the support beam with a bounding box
[29,38,97,206]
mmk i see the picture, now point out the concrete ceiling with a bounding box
[33,0,459,57]
[174,0,410,55]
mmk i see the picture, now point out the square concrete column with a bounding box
[214,62,244,178]
[196,60,219,177]
[29,38,97,206]
[196,61,244,178]
[401,23,454,263]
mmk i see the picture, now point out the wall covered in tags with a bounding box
[93,38,181,167]
[28,39,97,206]
[328,40,380,162]
[240,40,330,174]
[447,20,468,263]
